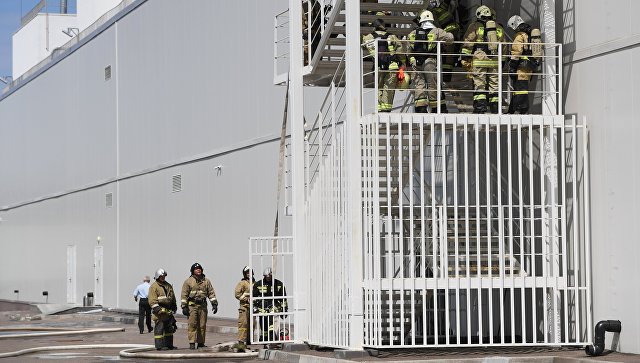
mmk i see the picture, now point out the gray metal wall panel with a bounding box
[0,28,118,207]
[562,1,640,354]
[117,141,289,316]
[116,0,288,174]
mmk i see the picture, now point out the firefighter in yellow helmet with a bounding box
[180,262,218,350]
[506,15,540,114]
[148,268,178,351]
[461,5,507,113]
[362,18,409,112]
[407,10,454,113]
[234,266,255,350]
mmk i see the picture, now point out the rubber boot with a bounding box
[489,102,498,114]
[197,343,207,349]
[415,105,428,113]
[473,99,487,114]
[165,335,176,350]
[154,322,165,350]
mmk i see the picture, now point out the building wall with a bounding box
[560,0,640,354]
[0,0,300,318]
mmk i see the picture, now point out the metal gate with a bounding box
[361,113,592,348]
[249,236,295,345]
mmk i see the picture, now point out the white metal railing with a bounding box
[304,50,351,348]
[3,0,141,96]
[274,9,290,82]
[361,39,562,116]
[249,236,295,346]
[361,113,591,347]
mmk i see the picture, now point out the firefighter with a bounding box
[362,18,409,112]
[252,267,288,347]
[180,262,218,350]
[426,0,461,82]
[407,10,454,113]
[461,5,506,113]
[148,268,178,351]
[506,15,541,114]
[234,266,255,350]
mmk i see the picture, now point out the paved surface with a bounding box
[0,302,638,362]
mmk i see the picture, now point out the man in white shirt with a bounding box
[133,276,152,334]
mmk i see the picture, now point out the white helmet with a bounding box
[476,5,491,21]
[418,10,435,24]
[154,268,167,280]
[507,15,524,31]
[263,267,273,276]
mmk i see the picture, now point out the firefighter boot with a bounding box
[415,106,429,113]
[431,104,448,114]
[473,99,488,114]
[190,343,196,350]
[164,334,176,350]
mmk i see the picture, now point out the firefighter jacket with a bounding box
[148,280,177,321]
[461,21,506,68]
[252,278,288,313]
[235,278,253,309]
[407,26,454,66]
[510,24,532,63]
[430,2,460,38]
[362,30,405,71]
[181,275,217,308]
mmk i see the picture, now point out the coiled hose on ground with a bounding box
[0,327,259,359]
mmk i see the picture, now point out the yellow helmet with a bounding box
[476,5,491,21]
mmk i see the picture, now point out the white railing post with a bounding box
[289,0,308,343]
[346,0,363,350]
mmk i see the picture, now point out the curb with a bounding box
[98,315,238,335]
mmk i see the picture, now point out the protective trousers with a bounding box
[187,304,208,344]
[258,315,275,342]
[508,66,532,114]
[412,59,446,112]
[378,69,397,112]
[138,298,152,333]
[153,316,176,350]
[238,306,250,343]
[472,65,498,113]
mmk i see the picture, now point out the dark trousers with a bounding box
[258,315,275,342]
[138,298,152,333]
[154,316,176,350]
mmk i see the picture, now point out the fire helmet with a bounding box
[154,268,167,280]
[263,267,273,276]
[190,262,203,274]
[507,15,524,31]
[476,5,492,21]
[418,10,434,24]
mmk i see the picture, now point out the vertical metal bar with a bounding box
[431,117,438,346]
[375,118,382,347]
[399,116,405,345]
[453,116,460,345]
[442,115,449,345]
[437,41,442,113]
[497,115,505,344]
[517,117,526,344]
[420,117,427,345]
[571,115,580,343]
[273,16,278,83]
[507,116,515,343]
[485,116,493,344]
[583,118,593,345]
[409,117,416,346]
[498,44,502,115]
[561,119,569,344]
[552,121,560,344]
[475,117,482,344]
[558,44,563,116]
[464,117,471,344]
[386,118,393,346]
[540,120,548,344]
[529,120,537,343]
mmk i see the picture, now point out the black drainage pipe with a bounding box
[585,320,622,356]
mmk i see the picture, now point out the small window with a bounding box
[104,65,112,81]
[172,174,182,193]
[105,193,113,208]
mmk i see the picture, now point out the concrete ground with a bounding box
[0,301,638,362]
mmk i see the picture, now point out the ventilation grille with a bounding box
[104,65,112,81]
[172,174,182,193]
[105,193,113,208]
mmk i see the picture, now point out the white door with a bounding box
[94,246,104,305]
[66,245,77,303]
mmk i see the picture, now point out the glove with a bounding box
[152,306,161,315]
[397,66,405,81]
[253,306,259,314]
[182,306,189,316]
[211,300,218,314]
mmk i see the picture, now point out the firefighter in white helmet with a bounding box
[252,267,288,347]
[506,15,541,114]
[461,5,507,113]
[148,268,178,350]
[407,10,454,113]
